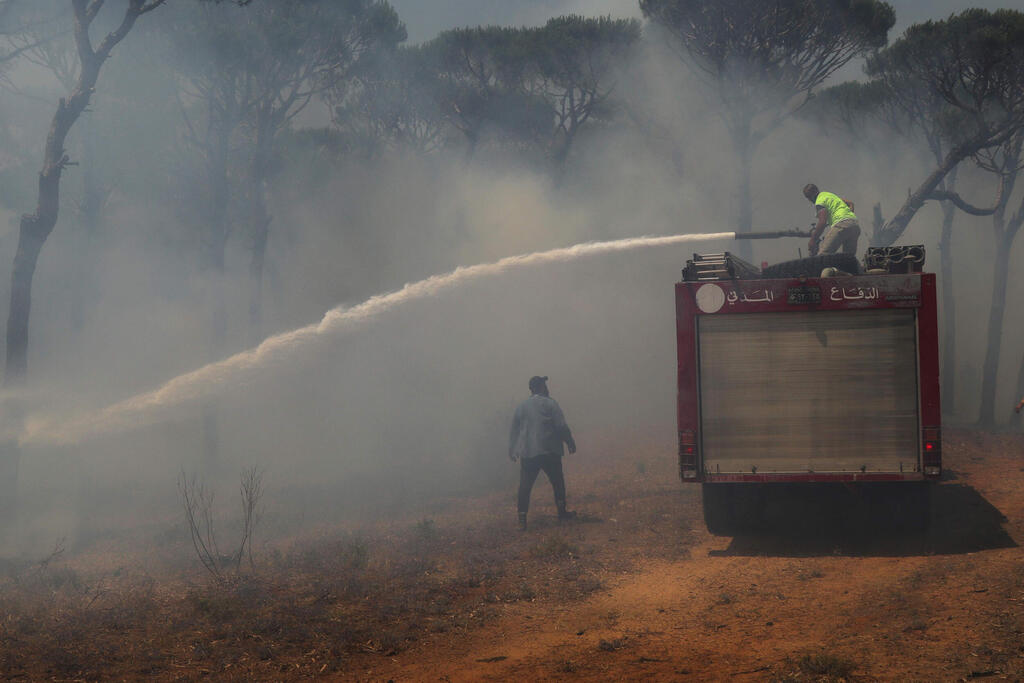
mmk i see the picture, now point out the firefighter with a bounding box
[803,183,860,256]
[508,375,577,531]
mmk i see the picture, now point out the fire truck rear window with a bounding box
[697,309,919,474]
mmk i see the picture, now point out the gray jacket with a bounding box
[509,394,574,460]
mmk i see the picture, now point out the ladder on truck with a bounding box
[682,252,761,282]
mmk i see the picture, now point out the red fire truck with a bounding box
[676,247,940,534]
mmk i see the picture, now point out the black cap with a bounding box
[528,375,548,392]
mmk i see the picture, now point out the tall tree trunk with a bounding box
[733,122,754,261]
[201,117,232,467]
[6,87,95,385]
[977,143,1022,427]
[6,227,47,384]
[4,0,151,385]
[550,126,574,188]
[0,440,19,528]
[1,0,157,528]
[937,166,958,416]
[977,228,1014,426]
[247,108,273,345]
[0,397,21,527]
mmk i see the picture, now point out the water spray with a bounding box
[22,231,749,447]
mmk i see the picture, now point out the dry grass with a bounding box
[0,442,699,680]
[774,652,858,682]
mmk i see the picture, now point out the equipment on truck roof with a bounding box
[864,245,926,273]
[683,245,927,282]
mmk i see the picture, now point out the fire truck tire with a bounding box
[761,254,861,279]
[702,484,766,535]
[702,484,736,535]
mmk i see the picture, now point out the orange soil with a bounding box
[1,428,1021,682]
[356,429,1024,682]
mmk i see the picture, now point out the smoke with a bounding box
[0,0,1020,554]
[22,231,733,448]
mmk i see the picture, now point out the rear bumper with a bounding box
[694,472,930,483]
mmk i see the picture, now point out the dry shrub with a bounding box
[0,549,157,680]
[178,467,264,582]
[777,651,858,682]
[528,534,578,560]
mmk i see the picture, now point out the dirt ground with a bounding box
[1,428,1022,681]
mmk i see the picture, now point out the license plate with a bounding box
[787,286,821,304]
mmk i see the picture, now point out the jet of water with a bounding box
[22,232,734,447]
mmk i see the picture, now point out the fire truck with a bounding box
[676,245,940,534]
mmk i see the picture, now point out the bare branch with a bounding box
[927,190,1000,216]
[178,472,222,580]
[238,466,264,571]
[139,0,168,16]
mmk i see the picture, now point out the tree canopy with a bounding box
[867,8,1024,245]
[640,0,894,137]
[640,0,894,247]
[413,16,639,166]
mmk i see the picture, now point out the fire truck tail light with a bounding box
[679,429,698,480]
[921,426,941,475]
[679,430,697,459]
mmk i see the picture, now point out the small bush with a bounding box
[789,652,856,680]
[528,535,577,560]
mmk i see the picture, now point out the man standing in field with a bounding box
[508,375,577,531]
[803,183,861,256]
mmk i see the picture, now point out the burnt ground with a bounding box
[0,427,1021,681]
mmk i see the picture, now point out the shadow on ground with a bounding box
[709,482,1016,558]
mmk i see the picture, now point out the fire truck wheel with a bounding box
[761,254,861,279]
[702,484,767,535]
[702,483,737,535]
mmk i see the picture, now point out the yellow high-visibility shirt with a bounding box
[815,191,857,227]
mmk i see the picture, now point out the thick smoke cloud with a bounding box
[0,0,1020,555]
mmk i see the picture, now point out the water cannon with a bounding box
[684,228,815,281]
[733,228,812,240]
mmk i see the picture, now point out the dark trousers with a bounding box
[518,453,566,514]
